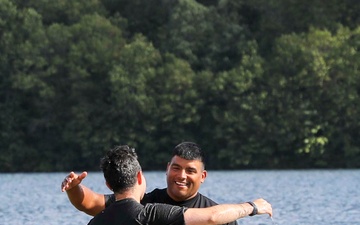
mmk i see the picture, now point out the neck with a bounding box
[166,189,198,202]
[114,190,141,203]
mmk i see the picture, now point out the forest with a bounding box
[1,0,360,172]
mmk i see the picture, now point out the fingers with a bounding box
[61,172,74,192]
[78,171,88,181]
[61,178,68,192]
[253,198,273,217]
[61,171,87,192]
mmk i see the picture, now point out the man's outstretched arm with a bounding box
[184,198,273,225]
[61,171,106,216]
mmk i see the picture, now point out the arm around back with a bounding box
[183,198,272,225]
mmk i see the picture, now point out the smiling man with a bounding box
[166,152,206,202]
[62,142,238,225]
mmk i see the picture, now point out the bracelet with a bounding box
[247,201,258,216]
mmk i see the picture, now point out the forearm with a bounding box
[66,184,105,216]
[208,203,252,224]
[184,203,252,225]
[185,198,272,225]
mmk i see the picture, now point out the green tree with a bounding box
[11,0,107,25]
[221,0,359,56]
[161,0,251,72]
[192,42,267,169]
[0,0,52,171]
[100,0,173,41]
[107,36,200,169]
[52,14,126,170]
[261,26,360,168]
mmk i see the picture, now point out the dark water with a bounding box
[1,170,359,225]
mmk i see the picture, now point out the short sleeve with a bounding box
[137,203,187,225]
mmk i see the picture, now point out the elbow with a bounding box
[208,212,223,225]
[78,206,99,216]
[69,199,97,216]
[74,205,88,214]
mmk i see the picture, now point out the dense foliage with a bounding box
[1,0,359,172]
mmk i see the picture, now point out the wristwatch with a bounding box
[247,201,258,216]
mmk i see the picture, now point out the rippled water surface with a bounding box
[1,170,359,225]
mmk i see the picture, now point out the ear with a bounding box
[137,171,143,185]
[201,170,207,183]
[166,162,170,175]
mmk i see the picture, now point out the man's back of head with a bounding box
[100,145,141,193]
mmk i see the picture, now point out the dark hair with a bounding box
[100,145,141,193]
[172,142,206,168]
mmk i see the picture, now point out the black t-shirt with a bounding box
[88,198,186,225]
[105,188,238,225]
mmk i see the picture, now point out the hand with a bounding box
[61,171,87,192]
[252,198,273,217]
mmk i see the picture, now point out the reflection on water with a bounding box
[1,170,359,225]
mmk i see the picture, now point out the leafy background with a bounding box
[1,0,359,172]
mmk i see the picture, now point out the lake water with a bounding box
[0,170,359,225]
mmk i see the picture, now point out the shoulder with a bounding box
[196,194,238,225]
[141,188,167,204]
[197,193,219,206]
[90,200,144,225]
[147,188,167,195]
[140,203,186,225]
